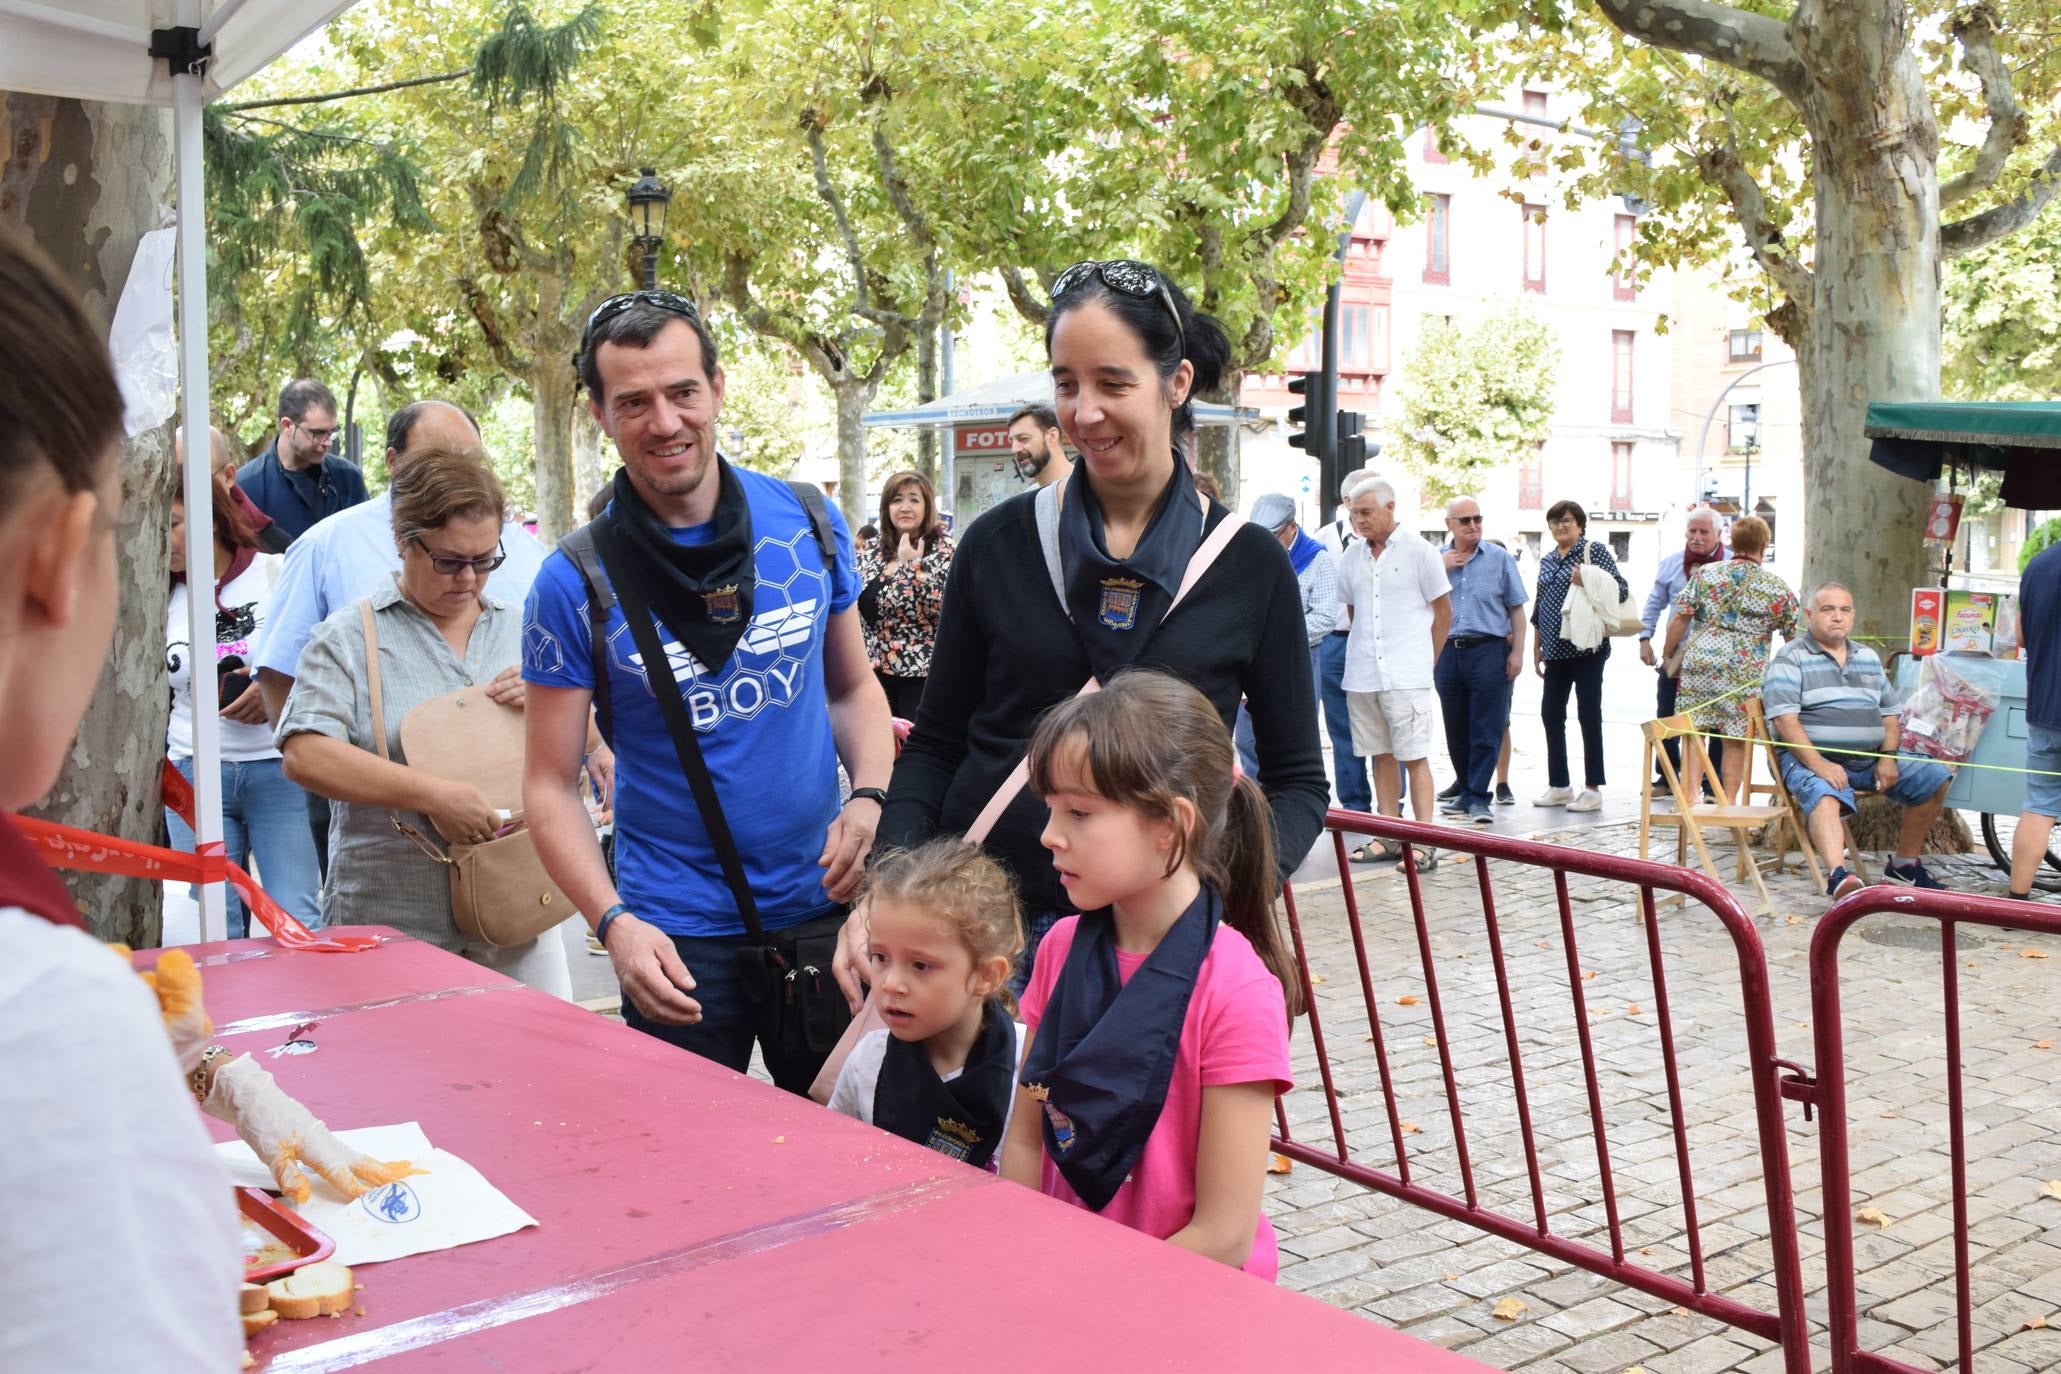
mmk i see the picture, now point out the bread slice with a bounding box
[241,1308,278,1338]
[240,1282,270,1315]
[265,1261,354,1319]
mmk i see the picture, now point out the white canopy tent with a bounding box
[0,0,360,941]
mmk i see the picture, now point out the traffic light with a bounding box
[1287,372,1331,463]
[1336,410,1367,471]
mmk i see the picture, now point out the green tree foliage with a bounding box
[1502,0,2061,632]
[1944,208,2061,401]
[1390,305,1559,506]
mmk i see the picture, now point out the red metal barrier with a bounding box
[1273,809,1811,1372]
[1806,885,2061,1374]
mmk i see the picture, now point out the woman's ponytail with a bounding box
[1220,772,1304,1020]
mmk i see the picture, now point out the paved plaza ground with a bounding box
[1268,810,2061,1373]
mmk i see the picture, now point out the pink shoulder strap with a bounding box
[964,491,1241,845]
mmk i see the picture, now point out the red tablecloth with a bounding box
[149,931,1486,1372]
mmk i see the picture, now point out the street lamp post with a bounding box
[626,167,671,291]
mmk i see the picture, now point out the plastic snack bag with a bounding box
[1898,655,1999,762]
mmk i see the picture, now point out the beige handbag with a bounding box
[360,601,571,949]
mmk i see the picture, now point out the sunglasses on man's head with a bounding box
[411,537,507,576]
[1051,259,1186,357]
[579,290,704,357]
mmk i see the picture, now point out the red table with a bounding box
[146,932,1486,1372]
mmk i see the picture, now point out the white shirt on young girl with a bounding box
[827,1022,1024,1137]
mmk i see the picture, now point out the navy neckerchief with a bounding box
[1057,455,1202,683]
[603,460,755,675]
[1285,527,1323,576]
[1020,884,1221,1212]
[873,998,1016,1169]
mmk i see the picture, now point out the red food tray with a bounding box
[238,1187,336,1283]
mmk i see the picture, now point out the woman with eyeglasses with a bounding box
[833,260,1328,1004]
[278,448,572,993]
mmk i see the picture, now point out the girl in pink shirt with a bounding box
[1000,670,1301,1278]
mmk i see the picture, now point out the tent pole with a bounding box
[173,0,228,944]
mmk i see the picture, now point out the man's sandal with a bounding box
[1349,838,1403,864]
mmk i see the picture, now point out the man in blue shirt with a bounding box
[1433,496,1527,823]
[2011,544,2061,899]
[233,380,369,542]
[523,293,894,1092]
[1639,506,1724,781]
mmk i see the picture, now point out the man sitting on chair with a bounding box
[1761,582,1953,899]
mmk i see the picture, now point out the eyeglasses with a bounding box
[579,290,704,357]
[294,421,339,443]
[1453,514,1483,525]
[1051,259,1186,357]
[411,537,507,576]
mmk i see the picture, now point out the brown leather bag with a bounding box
[360,601,570,949]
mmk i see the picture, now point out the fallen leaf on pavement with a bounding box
[1638,1246,1653,1256]
[1398,994,1420,1006]
[1423,1036,1439,1047]
[1785,915,1802,925]
[1537,940,1551,949]
[1626,1367,1652,1374]
[1443,1272,1458,1281]
[1268,1153,1293,1175]
[2040,1180,2061,1202]
[1582,969,1598,980]
[1401,1120,1423,1134]
[1309,973,1327,985]
[2037,1040,2054,1050]
[2026,1314,2051,1331]
[1856,1207,1892,1227]
[1491,1297,1526,1321]
[1670,1306,1689,1316]
[2024,948,2049,959]
[1881,1111,1897,1119]
[1627,1004,1643,1016]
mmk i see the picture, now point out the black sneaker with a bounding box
[1826,865,1863,899]
[1436,780,1463,802]
[1884,858,1948,890]
[1494,783,1515,806]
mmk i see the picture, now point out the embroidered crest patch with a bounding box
[702,583,743,625]
[1097,576,1144,631]
[1041,1100,1079,1154]
[925,1117,980,1162]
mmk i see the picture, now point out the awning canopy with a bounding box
[0,1,355,105]
[865,370,1257,430]
[1866,400,2061,509]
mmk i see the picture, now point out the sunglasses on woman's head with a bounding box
[411,537,507,576]
[1050,259,1186,357]
[579,290,703,355]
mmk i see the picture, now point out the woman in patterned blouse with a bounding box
[1529,499,1629,813]
[857,470,954,720]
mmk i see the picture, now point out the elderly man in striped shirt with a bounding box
[1762,581,1953,899]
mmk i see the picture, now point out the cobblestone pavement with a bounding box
[1267,816,2061,1373]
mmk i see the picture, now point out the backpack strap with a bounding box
[558,520,618,743]
[784,479,836,566]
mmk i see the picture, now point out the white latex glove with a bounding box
[203,1054,423,1204]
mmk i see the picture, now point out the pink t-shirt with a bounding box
[1020,915,1293,1279]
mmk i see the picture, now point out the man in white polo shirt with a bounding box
[1338,474,1451,852]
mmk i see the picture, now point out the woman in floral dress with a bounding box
[1662,515,1797,802]
[857,470,954,720]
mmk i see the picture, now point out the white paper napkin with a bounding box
[218,1121,538,1266]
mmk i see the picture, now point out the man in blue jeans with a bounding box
[522,292,894,1094]
[1763,582,1953,899]
[1432,496,1527,825]
[1315,473,1373,812]
[2010,542,2061,899]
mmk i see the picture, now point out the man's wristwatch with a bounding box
[845,787,889,808]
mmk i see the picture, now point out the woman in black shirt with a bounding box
[832,261,1327,1002]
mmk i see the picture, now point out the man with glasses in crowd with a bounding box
[233,379,368,543]
[1432,496,1526,825]
[523,290,893,1094]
